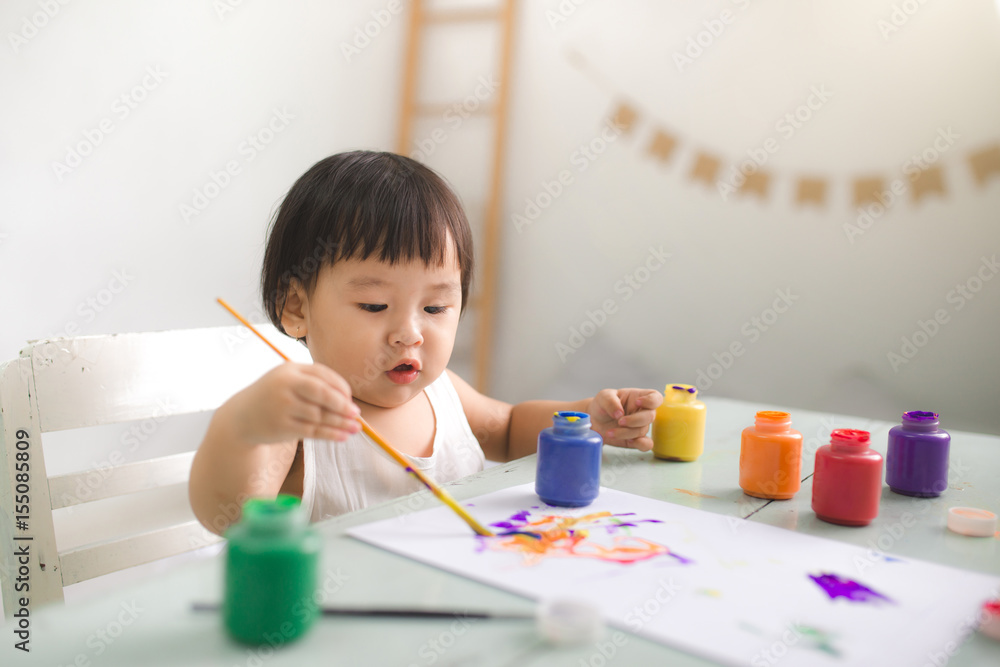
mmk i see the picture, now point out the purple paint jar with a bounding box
[886,411,950,497]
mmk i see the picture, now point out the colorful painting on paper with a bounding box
[478,509,691,566]
[349,484,999,667]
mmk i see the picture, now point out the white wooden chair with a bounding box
[0,324,309,620]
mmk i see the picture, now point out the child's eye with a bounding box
[424,306,448,315]
[358,303,387,313]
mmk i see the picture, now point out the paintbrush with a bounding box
[191,601,529,620]
[192,599,605,645]
[216,297,495,537]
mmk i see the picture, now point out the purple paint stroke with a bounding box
[809,573,893,605]
[489,510,532,531]
[487,508,670,547]
[490,509,664,536]
[498,530,542,539]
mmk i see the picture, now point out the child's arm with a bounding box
[189,362,360,534]
[448,370,663,462]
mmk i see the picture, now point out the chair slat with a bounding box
[27,325,307,433]
[58,520,221,586]
[0,358,66,615]
[48,452,196,510]
[3,325,292,619]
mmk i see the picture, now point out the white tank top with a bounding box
[301,371,486,522]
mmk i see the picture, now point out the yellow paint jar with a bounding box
[652,384,706,461]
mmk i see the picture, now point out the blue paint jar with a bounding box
[535,411,603,507]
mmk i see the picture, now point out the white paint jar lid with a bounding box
[947,507,997,537]
[536,597,604,645]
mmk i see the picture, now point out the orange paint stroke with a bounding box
[482,511,690,566]
[674,488,718,499]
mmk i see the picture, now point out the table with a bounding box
[3,397,998,666]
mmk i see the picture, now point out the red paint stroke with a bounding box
[674,488,718,499]
[481,510,690,566]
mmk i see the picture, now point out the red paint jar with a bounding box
[812,429,883,527]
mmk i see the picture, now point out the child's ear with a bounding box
[279,278,309,339]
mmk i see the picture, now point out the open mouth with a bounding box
[386,361,420,385]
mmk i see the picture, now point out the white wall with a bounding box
[492,0,1000,435]
[0,0,405,359]
[2,0,999,451]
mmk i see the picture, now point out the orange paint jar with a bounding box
[739,411,802,500]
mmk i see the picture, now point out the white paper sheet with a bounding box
[348,484,998,666]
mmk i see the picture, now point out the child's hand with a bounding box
[586,388,663,451]
[229,362,361,445]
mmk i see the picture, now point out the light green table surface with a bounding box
[3,397,998,666]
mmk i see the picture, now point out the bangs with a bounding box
[262,151,474,334]
[334,156,465,270]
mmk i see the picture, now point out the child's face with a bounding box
[290,242,463,410]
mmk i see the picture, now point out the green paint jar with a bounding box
[223,495,321,645]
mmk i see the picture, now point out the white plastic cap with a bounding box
[536,598,604,645]
[947,507,997,537]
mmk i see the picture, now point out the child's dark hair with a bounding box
[261,151,474,336]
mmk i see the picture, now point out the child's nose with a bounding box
[391,317,423,347]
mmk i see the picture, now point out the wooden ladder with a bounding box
[396,0,517,393]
